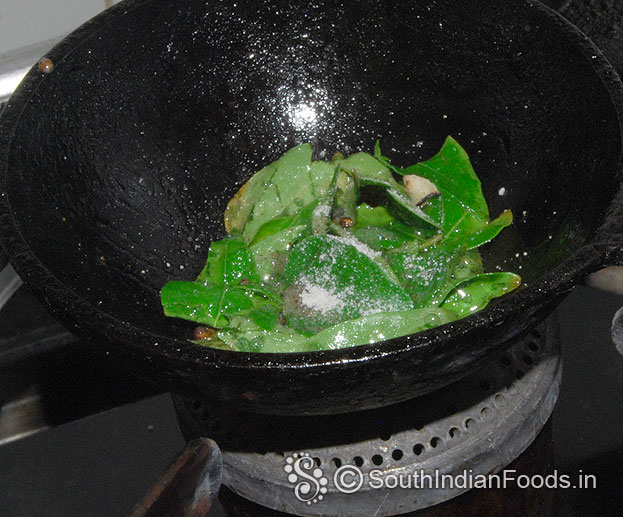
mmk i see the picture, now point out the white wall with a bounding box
[0,0,121,55]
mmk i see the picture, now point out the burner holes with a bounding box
[430,437,442,448]
[371,455,383,466]
[448,427,461,439]
[522,354,534,366]
[515,369,525,380]
[380,432,392,441]
[392,449,403,461]
[479,379,491,392]
[191,400,202,412]
[332,458,342,468]
[480,406,493,420]
[500,354,513,367]
[200,410,210,422]
[353,456,364,467]
[413,444,424,456]
[275,451,285,458]
[528,341,540,353]
[313,457,322,467]
[464,418,476,430]
[494,393,507,407]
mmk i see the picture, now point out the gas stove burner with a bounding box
[175,319,560,516]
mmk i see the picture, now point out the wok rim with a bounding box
[0,0,622,373]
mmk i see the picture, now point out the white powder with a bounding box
[400,254,435,286]
[326,233,381,259]
[293,234,410,319]
[299,278,346,314]
[313,203,331,218]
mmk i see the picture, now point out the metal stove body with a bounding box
[175,322,560,516]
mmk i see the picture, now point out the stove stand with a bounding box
[175,319,560,516]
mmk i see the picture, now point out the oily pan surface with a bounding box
[4,0,620,340]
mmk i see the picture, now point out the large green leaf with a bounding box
[306,307,457,350]
[161,281,254,327]
[385,243,462,307]
[356,204,395,227]
[163,234,282,328]
[338,151,396,186]
[250,225,307,287]
[400,136,489,231]
[464,209,513,250]
[352,225,417,250]
[249,199,319,246]
[387,187,444,230]
[216,316,311,353]
[353,203,423,249]
[440,272,522,317]
[283,235,413,334]
[210,307,456,352]
[224,144,336,243]
[196,235,259,286]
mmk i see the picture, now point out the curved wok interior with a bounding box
[5,0,621,338]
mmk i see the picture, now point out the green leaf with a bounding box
[309,160,337,198]
[354,203,423,248]
[196,235,259,286]
[160,281,254,327]
[352,225,417,250]
[242,145,336,242]
[442,209,513,251]
[448,249,484,282]
[464,209,513,249]
[246,304,280,331]
[224,155,282,235]
[332,169,359,224]
[217,317,311,353]
[387,187,444,230]
[356,204,395,227]
[306,307,457,350]
[401,136,489,231]
[338,151,396,186]
[311,164,341,236]
[212,307,456,352]
[428,248,484,306]
[282,235,414,334]
[250,225,308,287]
[373,139,389,164]
[385,243,462,307]
[440,272,522,318]
[249,199,318,246]
[223,144,337,243]
[248,214,298,246]
[336,148,443,231]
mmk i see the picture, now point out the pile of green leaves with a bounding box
[160,137,521,352]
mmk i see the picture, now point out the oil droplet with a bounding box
[39,57,54,74]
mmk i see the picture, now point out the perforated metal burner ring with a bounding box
[174,319,560,516]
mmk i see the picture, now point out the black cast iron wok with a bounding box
[0,0,622,416]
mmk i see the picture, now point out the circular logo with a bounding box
[284,453,329,505]
[334,465,364,494]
